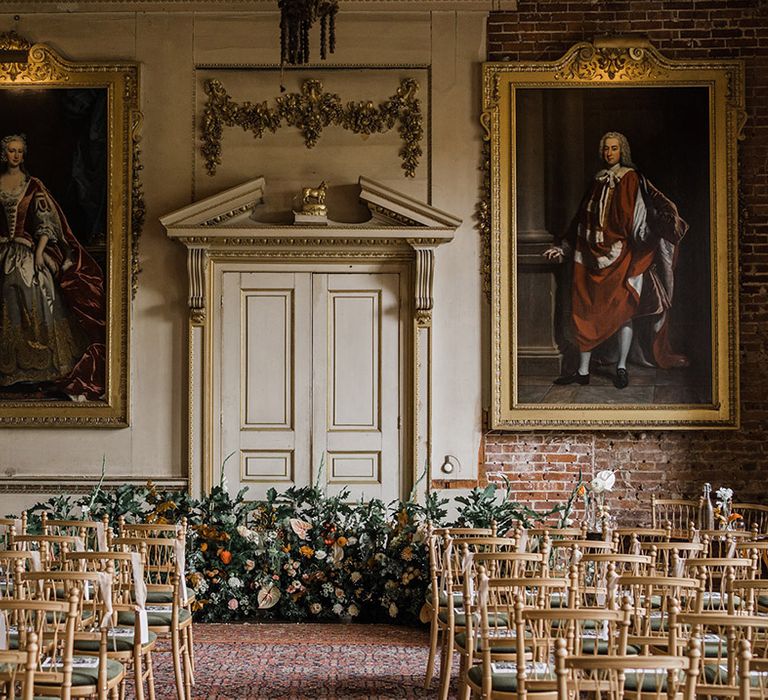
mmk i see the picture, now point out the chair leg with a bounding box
[438,625,455,700]
[185,621,196,683]
[181,627,193,700]
[145,649,156,700]
[458,652,471,700]
[424,615,439,688]
[171,627,186,700]
[133,645,145,700]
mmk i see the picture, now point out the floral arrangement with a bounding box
[17,468,563,625]
[713,486,743,530]
[559,468,616,532]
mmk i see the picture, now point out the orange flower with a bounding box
[299,545,314,558]
[219,550,232,565]
[200,542,208,552]
[336,536,348,547]
[576,484,586,496]
[729,513,743,521]
[282,545,291,553]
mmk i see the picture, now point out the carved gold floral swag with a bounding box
[201,78,424,178]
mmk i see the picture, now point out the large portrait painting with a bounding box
[0,34,140,426]
[483,41,743,429]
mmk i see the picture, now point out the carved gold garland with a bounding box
[201,77,424,178]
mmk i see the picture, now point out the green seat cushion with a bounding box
[700,592,742,610]
[38,657,124,687]
[758,594,768,609]
[74,629,158,652]
[437,610,508,627]
[580,638,639,655]
[702,663,728,684]
[624,669,683,692]
[467,662,555,692]
[116,607,191,628]
[552,618,598,630]
[425,590,463,607]
[701,663,768,687]
[454,630,520,653]
[702,635,728,658]
[133,590,196,605]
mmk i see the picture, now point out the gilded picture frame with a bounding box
[483,40,744,430]
[0,34,140,426]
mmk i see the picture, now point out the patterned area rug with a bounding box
[148,623,455,699]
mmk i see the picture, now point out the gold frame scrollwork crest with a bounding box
[482,39,744,430]
[0,33,141,426]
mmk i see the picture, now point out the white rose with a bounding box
[315,550,327,560]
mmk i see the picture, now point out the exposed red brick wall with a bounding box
[484,1,768,525]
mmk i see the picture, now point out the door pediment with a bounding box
[161,175,460,244]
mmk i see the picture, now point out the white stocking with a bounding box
[578,351,591,375]
[617,323,633,370]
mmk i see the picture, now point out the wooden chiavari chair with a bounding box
[555,635,701,700]
[22,571,125,698]
[65,551,157,700]
[41,515,111,554]
[612,527,671,555]
[13,535,80,571]
[737,541,768,577]
[0,551,36,600]
[115,516,196,675]
[641,541,707,577]
[0,517,19,549]
[0,631,38,700]
[685,556,757,613]
[466,581,632,700]
[549,540,614,578]
[651,497,701,537]
[0,589,122,700]
[616,577,701,654]
[456,548,555,699]
[111,536,192,700]
[436,534,519,700]
[674,611,768,698]
[577,554,655,608]
[423,524,495,690]
[732,503,768,537]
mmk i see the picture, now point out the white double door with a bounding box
[217,270,404,503]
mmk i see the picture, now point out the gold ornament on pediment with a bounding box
[555,44,660,82]
[202,77,423,178]
[0,35,69,83]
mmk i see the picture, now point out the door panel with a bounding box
[220,272,311,499]
[313,273,401,502]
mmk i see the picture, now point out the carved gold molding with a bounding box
[188,247,208,326]
[410,244,435,328]
[201,78,424,178]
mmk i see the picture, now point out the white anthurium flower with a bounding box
[257,584,281,609]
[332,543,344,565]
[716,487,733,502]
[289,518,312,540]
[591,470,616,494]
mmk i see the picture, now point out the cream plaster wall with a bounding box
[0,5,487,512]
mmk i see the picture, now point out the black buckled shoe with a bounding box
[553,372,590,386]
[614,367,629,389]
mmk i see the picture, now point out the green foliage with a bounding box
[22,468,562,625]
[453,475,563,533]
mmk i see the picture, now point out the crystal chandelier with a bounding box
[279,0,339,66]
